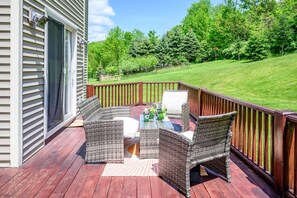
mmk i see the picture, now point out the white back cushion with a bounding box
[162,90,188,115]
[113,117,139,138]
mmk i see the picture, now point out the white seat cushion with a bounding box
[162,91,188,115]
[113,117,139,138]
[181,131,194,140]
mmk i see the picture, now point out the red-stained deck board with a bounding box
[34,137,85,197]
[48,153,85,198]
[150,176,166,198]
[137,176,151,198]
[0,128,81,197]
[201,176,225,198]
[93,176,112,198]
[192,183,210,198]
[122,176,137,198]
[107,177,124,198]
[63,163,91,197]
[0,168,19,189]
[15,129,85,197]
[0,106,279,198]
[78,164,105,197]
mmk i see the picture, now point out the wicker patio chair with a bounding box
[156,90,190,131]
[158,111,236,198]
[79,96,133,163]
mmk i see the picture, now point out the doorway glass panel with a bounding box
[47,17,64,131]
[64,29,73,119]
[47,17,74,132]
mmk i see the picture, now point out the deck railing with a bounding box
[86,81,297,197]
[87,82,178,107]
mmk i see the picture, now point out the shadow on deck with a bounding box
[0,106,278,197]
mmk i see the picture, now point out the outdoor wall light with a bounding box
[78,37,89,46]
[28,8,49,28]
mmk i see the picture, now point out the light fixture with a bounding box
[78,37,89,46]
[28,8,49,28]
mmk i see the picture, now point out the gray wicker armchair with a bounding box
[158,111,236,198]
[156,90,190,131]
[79,96,132,163]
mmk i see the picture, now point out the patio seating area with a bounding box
[0,106,278,197]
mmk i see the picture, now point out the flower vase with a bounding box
[149,113,154,121]
[143,113,150,122]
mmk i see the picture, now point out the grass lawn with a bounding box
[89,53,297,112]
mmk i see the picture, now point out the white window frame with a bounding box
[44,7,78,139]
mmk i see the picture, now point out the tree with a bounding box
[182,0,212,42]
[103,27,127,74]
[181,29,199,62]
[156,35,170,66]
[88,42,102,79]
[245,34,269,61]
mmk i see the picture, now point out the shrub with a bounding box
[104,66,118,75]
[120,55,159,75]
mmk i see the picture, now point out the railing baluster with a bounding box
[259,112,263,168]
[293,123,297,197]
[243,106,247,155]
[264,113,269,172]
[252,110,258,163]
[270,116,274,176]
[247,108,252,159]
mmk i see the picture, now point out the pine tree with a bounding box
[182,29,199,62]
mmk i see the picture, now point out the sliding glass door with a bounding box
[64,29,73,119]
[47,17,74,131]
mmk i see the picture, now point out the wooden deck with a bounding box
[0,106,279,197]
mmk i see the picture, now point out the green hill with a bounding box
[89,53,297,111]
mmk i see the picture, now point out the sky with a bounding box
[88,0,224,42]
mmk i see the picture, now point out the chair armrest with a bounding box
[181,102,190,131]
[159,128,192,163]
[101,106,130,119]
[84,119,124,144]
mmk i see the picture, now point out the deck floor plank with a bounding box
[107,176,124,198]
[48,150,85,198]
[122,176,137,198]
[137,176,152,198]
[192,184,211,198]
[0,106,279,198]
[79,164,105,197]
[34,136,85,197]
[93,176,111,198]
[0,128,81,197]
[16,129,85,197]
[0,168,19,189]
[150,176,167,198]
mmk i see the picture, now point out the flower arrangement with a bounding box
[143,104,167,122]
[157,105,167,121]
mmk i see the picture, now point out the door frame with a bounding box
[44,7,78,139]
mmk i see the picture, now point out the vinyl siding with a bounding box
[22,0,87,162]
[0,0,11,167]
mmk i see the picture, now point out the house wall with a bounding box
[0,0,11,167]
[22,0,87,162]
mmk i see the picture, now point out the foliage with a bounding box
[245,35,270,61]
[90,53,297,112]
[120,55,159,75]
[88,0,297,80]
[88,42,102,79]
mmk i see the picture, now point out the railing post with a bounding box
[86,84,94,98]
[273,111,296,195]
[177,81,181,90]
[139,82,143,105]
[197,88,202,116]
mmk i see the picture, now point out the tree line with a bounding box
[88,0,297,80]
